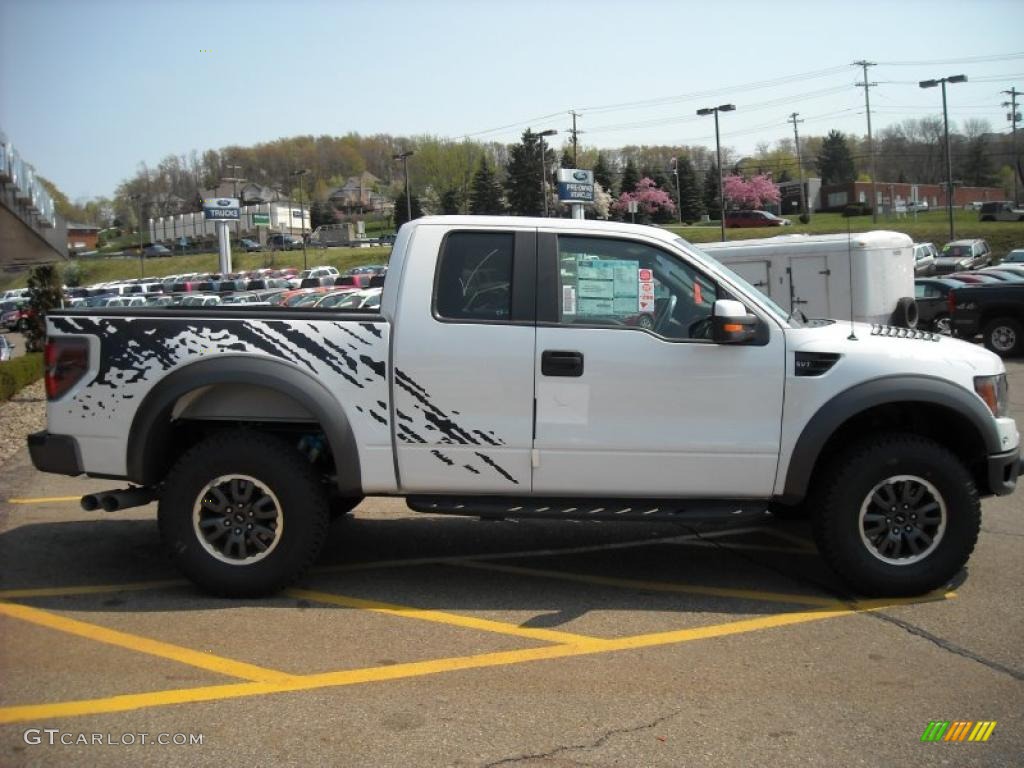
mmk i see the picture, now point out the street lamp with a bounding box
[670,157,682,224]
[535,129,558,217]
[225,165,244,244]
[392,151,414,224]
[920,75,967,241]
[697,104,735,242]
[129,193,144,278]
[290,168,309,269]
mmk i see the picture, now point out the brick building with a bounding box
[66,223,100,254]
[818,181,1006,212]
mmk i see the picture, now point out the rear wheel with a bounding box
[810,433,979,596]
[158,431,329,597]
[982,317,1023,356]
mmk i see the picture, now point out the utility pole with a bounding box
[568,110,584,167]
[920,75,967,241]
[854,60,878,222]
[1003,87,1021,204]
[788,112,808,221]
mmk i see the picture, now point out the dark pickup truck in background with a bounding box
[951,283,1024,356]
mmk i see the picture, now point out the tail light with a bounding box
[947,289,957,316]
[44,337,90,400]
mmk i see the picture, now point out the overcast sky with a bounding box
[1,0,1021,200]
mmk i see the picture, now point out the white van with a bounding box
[701,231,917,327]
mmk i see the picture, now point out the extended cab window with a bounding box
[556,236,717,340]
[435,231,514,322]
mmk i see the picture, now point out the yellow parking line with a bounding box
[6,495,83,504]
[450,560,845,608]
[0,580,187,600]
[0,601,297,685]
[286,588,597,645]
[0,593,951,725]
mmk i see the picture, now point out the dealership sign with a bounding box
[557,169,595,203]
[252,213,270,225]
[202,197,240,220]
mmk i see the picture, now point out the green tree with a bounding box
[469,156,505,215]
[959,136,997,187]
[620,158,640,196]
[440,189,462,215]
[504,130,554,216]
[393,191,423,228]
[25,265,63,352]
[309,200,336,229]
[702,163,721,220]
[816,130,856,185]
[560,148,574,169]
[676,157,704,223]
[640,164,670,191]
[592,152,613,191]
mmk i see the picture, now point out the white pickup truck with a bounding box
[29,217,1021,598]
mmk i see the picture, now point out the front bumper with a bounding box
[27,431,83,476]
[986,447,1022,496]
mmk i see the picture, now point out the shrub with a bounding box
[799,213,811,224]
[0,353,44,402]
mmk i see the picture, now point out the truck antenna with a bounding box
[847,218,858,341]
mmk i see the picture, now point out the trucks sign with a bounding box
[203,197,240,220]
[557,169,595,204]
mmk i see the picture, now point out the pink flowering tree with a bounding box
[723,174,780,210]
[612,177,676,222]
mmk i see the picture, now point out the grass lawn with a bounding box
[3,210,1021,291]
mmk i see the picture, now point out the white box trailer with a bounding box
[701,230,918,327]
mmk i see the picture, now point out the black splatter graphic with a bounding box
[431,449,455,466]
[368,409,388,425]
[463,465,481,475]
[360,323,383,339]
[361,356,386,378]
[474,452,519,485]
[472,429,503,447]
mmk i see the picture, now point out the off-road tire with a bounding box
[810,433,980,597]
[158,430,330,597]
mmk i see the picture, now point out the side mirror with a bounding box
[711,299,758,344]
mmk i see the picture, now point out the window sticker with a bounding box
[638,267,656,314]
[693,281,702,305]
[561,253,640,319]
[562,285,576,315]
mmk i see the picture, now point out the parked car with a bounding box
[913,242,939,276]
[0,335,14,362]
[913,278,963,334]
[1001,248,1024,264]
[31,216,1021,600]
[979,201,1024,222]
[143,244,172,258]
[724,210,792,228]
[239,238,265,253]
[946,272,1003,284]
[949,282,1024,355]
[2,304,33,331]
[934,239,992,273]
[267,234,303,251]
[905,200,929,213]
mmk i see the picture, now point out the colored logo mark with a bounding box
[921,721,997,742]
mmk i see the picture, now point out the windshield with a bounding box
[671,237,795,326]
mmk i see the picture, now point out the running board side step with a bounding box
[406,496,771,524]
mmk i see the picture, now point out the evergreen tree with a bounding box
[816,130,856,185]
[959,136,997,187]
[677,157,704,224]
[641,164,670,191]
[505,130,555,216]
[309,200,336,229]
[25,265,63,353]
[393,191,423,228]
[592,152,613,191]
[560,148,574,169]
[702,163,721,220]
[620,158,640,196]
[440,189,462,215]
[469,156,505,215]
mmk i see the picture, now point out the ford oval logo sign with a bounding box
[573,171,588,181]
[217,199,231,207]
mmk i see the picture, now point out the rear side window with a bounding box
[435,232,514,322]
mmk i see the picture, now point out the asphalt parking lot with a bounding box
[1,366,1022,767]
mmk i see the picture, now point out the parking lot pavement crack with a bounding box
[866,611,1024,682]
[480,709,684,767]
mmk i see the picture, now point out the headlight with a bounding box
[974,374,1009,418]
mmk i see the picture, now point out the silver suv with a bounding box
[934,239,992,273]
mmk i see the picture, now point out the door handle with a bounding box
[542,350,584,377]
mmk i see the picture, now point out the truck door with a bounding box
[391,226,537,493]
[789,255,831,320]
[531,231,786,498]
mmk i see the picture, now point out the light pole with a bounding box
[225,165,243,243]
[535,129,558,217]
[129,193,144,278]
[392,151,414,223]
[670,157,682,224]
[920,75,967,242]
[697,104,735,242]
[290,168,309,269]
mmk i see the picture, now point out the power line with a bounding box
[875,52,1024,66]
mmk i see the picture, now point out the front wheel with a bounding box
[810,433,980,596]
[158,431,330,597]
[982,317,1023,356]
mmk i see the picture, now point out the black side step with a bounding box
[406,496,770,524]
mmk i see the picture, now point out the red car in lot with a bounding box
[724,210,792,228]
[1,305,34,332]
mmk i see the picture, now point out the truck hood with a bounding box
[785,319,1004,383]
